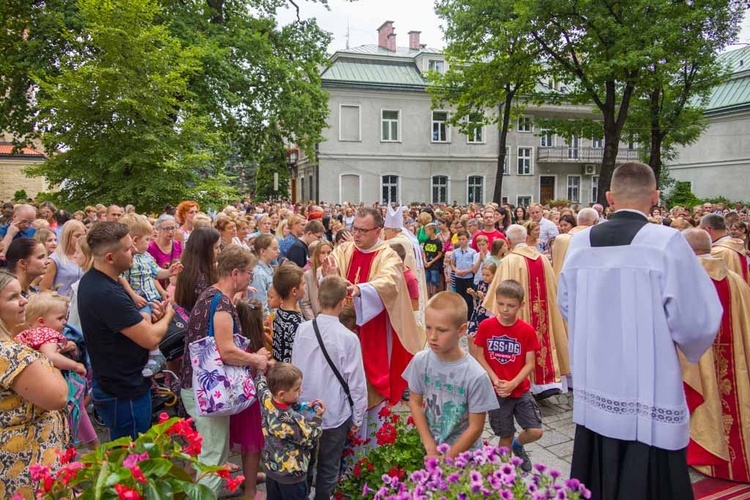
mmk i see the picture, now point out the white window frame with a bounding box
[517,146,533,175]
[428,59,445,73]
[381,174,400,205]
[338,173,362,204]
[431,110,450,143]
[517,195,532,207]
[431,175,449,204]
[338,104,362,142]
[467,175,485,204]
[591,137,603,149]
[517,116,533,133]
[502,146,510,175]
[539,129,554,148]
[591,175,599,203]
[381,109,400,142]
[467,114,485,144]
[567,175,582,203]
[568,136,580,159]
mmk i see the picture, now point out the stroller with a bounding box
[150,306,190,422]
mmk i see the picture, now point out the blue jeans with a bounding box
[92,380,152,440]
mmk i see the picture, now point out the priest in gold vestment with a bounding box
[323,207,424,413]
[483,224,570,399]
[701,213,750,284]
[551,208,599,277]
[682,228,750,482]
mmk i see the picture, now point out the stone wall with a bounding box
[0,159,48,201]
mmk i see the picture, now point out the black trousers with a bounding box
[454,277,475,321]
[570,425,694,500]
[307,418,351,500]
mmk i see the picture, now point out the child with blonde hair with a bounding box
[16,292,100,448]
[119,213,183,376]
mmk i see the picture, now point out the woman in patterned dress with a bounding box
[0,270,69,498]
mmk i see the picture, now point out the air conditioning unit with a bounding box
[583,164,596,176]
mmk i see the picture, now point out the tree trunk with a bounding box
[597,122,620,207]
[648,88,663,187]
[492,90,515,203]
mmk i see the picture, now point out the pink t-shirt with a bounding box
[147,240,182,288]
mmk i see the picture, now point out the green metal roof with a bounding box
[704,46,750,113]
[340,44,443,57]
[321,58,426,88]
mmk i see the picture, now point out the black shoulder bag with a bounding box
[312,319,354,408]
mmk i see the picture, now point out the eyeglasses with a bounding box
[160,227,176,232]
[351,226,381,235]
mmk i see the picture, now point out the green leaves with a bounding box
[3,0,331,210]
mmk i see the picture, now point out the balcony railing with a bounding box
[537,146,641,163]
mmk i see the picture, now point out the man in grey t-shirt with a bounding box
[403,349,499,449]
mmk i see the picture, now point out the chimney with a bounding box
[408,31,421,51]
[387,32,397,52]
[377,21,394,50]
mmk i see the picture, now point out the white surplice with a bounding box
[558,222,722,450]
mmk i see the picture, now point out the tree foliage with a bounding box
[430,0,541,203]
[508,0,743,205]
[1,0,333,211]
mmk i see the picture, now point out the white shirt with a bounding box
[538,217,559,245]
[291,314,368,429]
[558,223,721,450]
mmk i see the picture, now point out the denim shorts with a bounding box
[92,380,152,440]
[426,269,442,285]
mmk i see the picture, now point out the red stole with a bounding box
[734,250,749,283]
[524,255,556,386]
[687,276,750,481]
[347,248,412,406]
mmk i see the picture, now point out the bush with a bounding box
[667,182,701,209]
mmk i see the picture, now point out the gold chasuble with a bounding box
[681,257,750,481]
[712,237,749,285]
[482,245,570,387]
[331,241,424,408]
[551,226,586,277]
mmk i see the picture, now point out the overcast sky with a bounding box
[276,0,750,54]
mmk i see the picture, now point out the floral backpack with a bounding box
[189,293,256,417]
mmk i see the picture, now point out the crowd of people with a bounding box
[0,162,747,499]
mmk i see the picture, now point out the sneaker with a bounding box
[142,352,166,377]
[513,443,532,473]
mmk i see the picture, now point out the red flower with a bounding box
[157,412,170,424]
[378,405,392,419]
[406,415,415,426]
[375,422,397,446]
[366,461,374,472]
[182,431,203,456]
[334,493,344,500]
[391,414,401,424]
[225,475,244,493]
[353,462,362,478]
[387,466,405,480]
[216,467,232,480]
[56,446,77,464]
[131,465,147,483]
[114,483,143,500]
[56,462,83,486]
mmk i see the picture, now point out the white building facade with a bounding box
[297,21,639,206]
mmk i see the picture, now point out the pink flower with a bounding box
[56,446,78,464]
[123,452,149,469]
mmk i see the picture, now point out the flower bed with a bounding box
[28,413,242,500]
[337,406,591,499]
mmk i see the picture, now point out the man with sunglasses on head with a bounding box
[322,207,424,439]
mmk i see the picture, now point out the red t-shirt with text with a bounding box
[473,318,540,398]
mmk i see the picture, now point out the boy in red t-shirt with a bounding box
[473,279,543,472]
